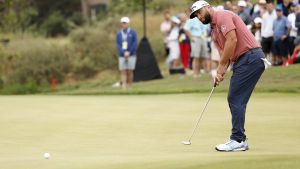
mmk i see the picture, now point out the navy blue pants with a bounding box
[228,48,265,142]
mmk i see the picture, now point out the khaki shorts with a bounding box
[119,56,136,70]
[190,37,209,59]
[211,42,220,61]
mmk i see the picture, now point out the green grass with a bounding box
[0,93,299,169]
[51,64,300,95]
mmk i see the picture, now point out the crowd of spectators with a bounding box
[160,0,300,79]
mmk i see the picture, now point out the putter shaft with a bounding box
[186,86,215,142]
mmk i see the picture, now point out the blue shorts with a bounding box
[272,39,289,57]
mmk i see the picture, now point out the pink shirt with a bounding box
[211,10,260,62]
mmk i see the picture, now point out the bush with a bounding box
[69,26,118,79]
[40,11,70,37]
[1,38,71,86]
[0,81,39,94]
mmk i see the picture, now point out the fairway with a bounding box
[0,93,299,169]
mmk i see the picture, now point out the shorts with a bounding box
[211,42,220,61]
[272,39,289,58]
[119,56,137,70]
[190,37,209,59]
[261,37,273,54]
[168,43,180,61]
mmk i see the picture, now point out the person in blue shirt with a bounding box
[272,5,291,66]
[116,17,138,89]
[184,17,210,77]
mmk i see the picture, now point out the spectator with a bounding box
[279,0,293,16]
[288,3,298,55]
[245,0,254,15]
[290,4,300,65]
[160,10,172,58]
[251,0,267,21]
[224,1,233,11]
[184,17,209,77]
[210,41,220,80]
[237,0,253,27]
[166,16,183,73]
[261,1,277,62]
[295,4,300,43]
[232,5,239,14]
[115,17,138,89]
[178,13,190,70]
[253,17,262,43]
[272,5,292,66]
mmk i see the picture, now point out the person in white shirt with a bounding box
[253,17,262,43]
[160,10,172,58]
[288,3,298,55]
[261,1,277,61]
[166,16,181,70]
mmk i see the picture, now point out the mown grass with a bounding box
[0,93,299,169]
[50,64,300,95]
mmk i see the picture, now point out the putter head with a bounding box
[182,141,191,145]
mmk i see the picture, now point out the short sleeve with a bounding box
[285,18,292,28]
[217,13,236,37]
[183,20,191,31]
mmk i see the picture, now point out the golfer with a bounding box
[190,1,266,152]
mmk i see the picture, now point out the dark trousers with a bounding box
[228,48,265,142]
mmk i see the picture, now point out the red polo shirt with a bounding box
[211,10,260,62]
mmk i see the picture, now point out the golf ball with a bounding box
[43,153,51,159]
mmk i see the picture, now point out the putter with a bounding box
[182,82,217,145]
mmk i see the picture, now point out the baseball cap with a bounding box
[276,4,283,11]
[190,0,210,19]
[238,0,247,7]
[258,0,266,4]
[254,17,262,24]
[120,17,130,23]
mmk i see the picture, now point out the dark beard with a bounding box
[202,13,211,24]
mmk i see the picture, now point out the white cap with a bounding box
[258,0,267,4]
[120,17,130,23]
[171,16,181,24]
[190,0,210,19]
[238,0,247,7]
[254,17,262,24]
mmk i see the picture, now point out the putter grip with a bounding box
[214,82,217,87]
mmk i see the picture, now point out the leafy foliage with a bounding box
[0,38,71,86]
[69,25,118,79]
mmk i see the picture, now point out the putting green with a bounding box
[0,93,299,169]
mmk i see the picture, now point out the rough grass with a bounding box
[0,93,299,169]
[51,64,300,95]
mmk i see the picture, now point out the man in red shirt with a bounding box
[190,1,266,152]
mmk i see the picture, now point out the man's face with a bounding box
[238,6,244,12]
[195,7,211,25]
[121,22,129,29]
[276,10,283,17]
[164,12,170,20]
[290,6,295,13]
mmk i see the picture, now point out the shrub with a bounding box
[69,26,118,79]
[40,11,70,37]
[1,38,71,86]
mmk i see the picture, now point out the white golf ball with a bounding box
[43,152,51,159]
